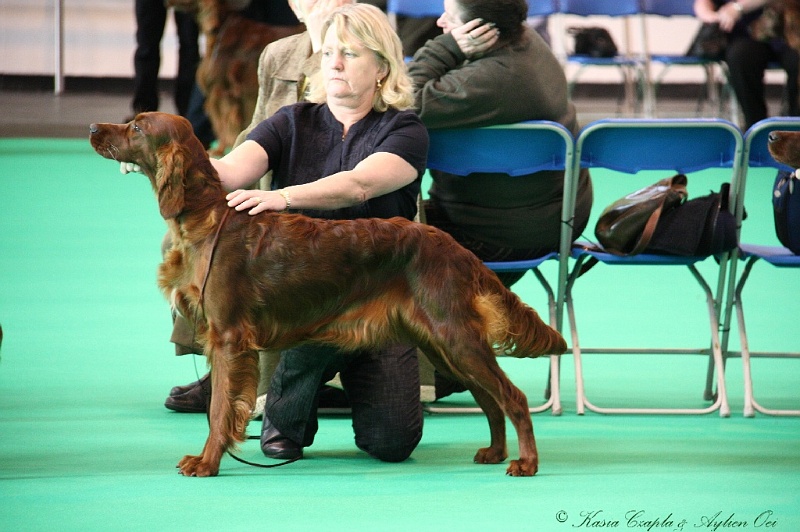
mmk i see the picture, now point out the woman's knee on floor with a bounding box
[355,426,422,463]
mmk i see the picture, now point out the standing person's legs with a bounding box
[173,10,201,117]
[133,0,168,114]
[778,46,800,117]
[725,37,772,130]
[342,344,422,462]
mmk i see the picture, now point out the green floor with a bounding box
[1,139,798,531]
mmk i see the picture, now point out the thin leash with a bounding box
[189,207,299,469]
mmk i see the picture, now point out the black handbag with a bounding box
[686,22,728,60]
[646,182,738,256]
[568,26,619,58]
[595,174,688,255]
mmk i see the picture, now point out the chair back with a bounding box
[386,0,442,18]
[574,118,742,176]
[559,0,640,17]
[528,0,559,17]
[427,120,573,176]
[640,0,696,17]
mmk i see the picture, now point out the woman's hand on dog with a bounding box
[226,189,287,214]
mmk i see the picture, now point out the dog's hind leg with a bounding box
[423,336,539,476]
[177,343,259,477]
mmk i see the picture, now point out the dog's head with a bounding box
[90,112,215,219]
[768,130,800,171]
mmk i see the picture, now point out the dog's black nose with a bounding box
[768,131,780,144]
[89,124,99,135]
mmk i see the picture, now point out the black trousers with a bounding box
[264,343,422,463]
[132,0,200,116]
[726,36,800,130]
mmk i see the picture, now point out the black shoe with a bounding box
[164,374,211,413]
[169,373,210,397]
[260,419,303,460]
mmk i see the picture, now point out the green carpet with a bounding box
[1,139,798,531]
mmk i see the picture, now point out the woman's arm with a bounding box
[210,140,270,192]
[226,151,418,214]
[694,0,721,23]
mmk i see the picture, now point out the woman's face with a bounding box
[321,27,386,107]
[437,0,464,33]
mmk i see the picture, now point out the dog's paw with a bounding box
[177,454,219,477]
[473,446,507,465]
[506,458,538,477]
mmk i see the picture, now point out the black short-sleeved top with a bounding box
[247,102,428,221]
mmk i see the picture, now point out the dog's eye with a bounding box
[132,124,142,133]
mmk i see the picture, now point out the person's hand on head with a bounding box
[451,18,499,59]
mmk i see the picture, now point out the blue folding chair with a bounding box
[564,118,742,416]
[638,0,727,118]
[386,0,442,61]
[558,0,643,114]
[423,120,577,415]
[528,0,559,18]
[386,0,442,26]
[723,117,800,417]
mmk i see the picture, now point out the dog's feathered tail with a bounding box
[474,278,567,359]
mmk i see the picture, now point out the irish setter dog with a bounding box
[168,0,304,155]
[768,130,800,170]
[89,112,567,478]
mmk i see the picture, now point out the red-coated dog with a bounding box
[168,0,304,155]
[89,112,567,477]
[768,130,800,169]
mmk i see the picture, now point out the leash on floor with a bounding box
[201,403,301,469]
[196,361,299,469]
[186,213,299,469]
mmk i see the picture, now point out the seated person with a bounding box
[408,0,593,398]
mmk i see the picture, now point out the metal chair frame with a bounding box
[422,120,577,416]
[564,118,742,416]
[637,0,729,119]
[722,117,800,417]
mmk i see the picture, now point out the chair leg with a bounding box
[738,286,756,418]
[565,259,586,415]
[688,264,730,417]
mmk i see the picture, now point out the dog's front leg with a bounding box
[177,345,259,477]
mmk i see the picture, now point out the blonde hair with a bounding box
[306,3,414,112]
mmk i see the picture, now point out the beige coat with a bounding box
[233,31,321,190]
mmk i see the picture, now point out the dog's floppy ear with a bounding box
[155,144,187,219]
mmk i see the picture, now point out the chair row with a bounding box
[425,116,800,418]
[388,0,745,120]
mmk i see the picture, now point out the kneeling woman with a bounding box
[210,3,428,462]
